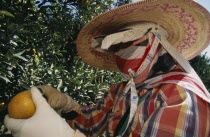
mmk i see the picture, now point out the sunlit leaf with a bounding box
[13,54,28,62]
[13,50,25,56]
[0,76,11,83]
[12,51,28,61]
[0,10,14,17]
[57,79,63,90]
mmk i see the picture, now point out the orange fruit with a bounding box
[8,91,36,119]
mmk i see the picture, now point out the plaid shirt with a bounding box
[68,81,210,137]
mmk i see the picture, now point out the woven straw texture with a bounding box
[76,0,210,71]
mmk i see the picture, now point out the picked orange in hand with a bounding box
[8,91,36,119]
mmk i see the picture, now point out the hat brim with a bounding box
[76,0,210,71]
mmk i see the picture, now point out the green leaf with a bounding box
[8,23,17,31]
[57,79,63,90]
[5,51,13,58]
[13,50,28,61]
[0,10,14,17]
[0,76,11,83]
[10,40,18,46]
[17,30,32,34]
[13,50,25,56]
[14,55,28,61]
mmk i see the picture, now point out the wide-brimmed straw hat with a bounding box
[76,0,210,71]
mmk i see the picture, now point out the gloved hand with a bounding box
[4,87,75,137]
[36,85,80,113]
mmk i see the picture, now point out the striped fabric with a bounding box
[114,35,150,74]
[68,28,210,136]
[68,77,210,137]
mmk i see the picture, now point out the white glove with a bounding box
[4,87,75,137]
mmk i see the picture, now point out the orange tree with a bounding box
[190,54,210,91]
[0,0,124,129]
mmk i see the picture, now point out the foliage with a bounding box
[0,0,125,129]
[114,0,132,6]
[190,53,210,91]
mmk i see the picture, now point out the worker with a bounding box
[5,0,210,137]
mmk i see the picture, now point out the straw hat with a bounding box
[76,0,210,71]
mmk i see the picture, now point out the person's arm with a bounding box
[68,83,124,137]
[67,90,114,136]
[38,83,122,137]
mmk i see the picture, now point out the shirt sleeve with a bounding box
[67,83,122,137]
[139,83,210,137]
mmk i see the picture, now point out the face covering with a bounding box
[114,38,148,74]
[114,32,167,82]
